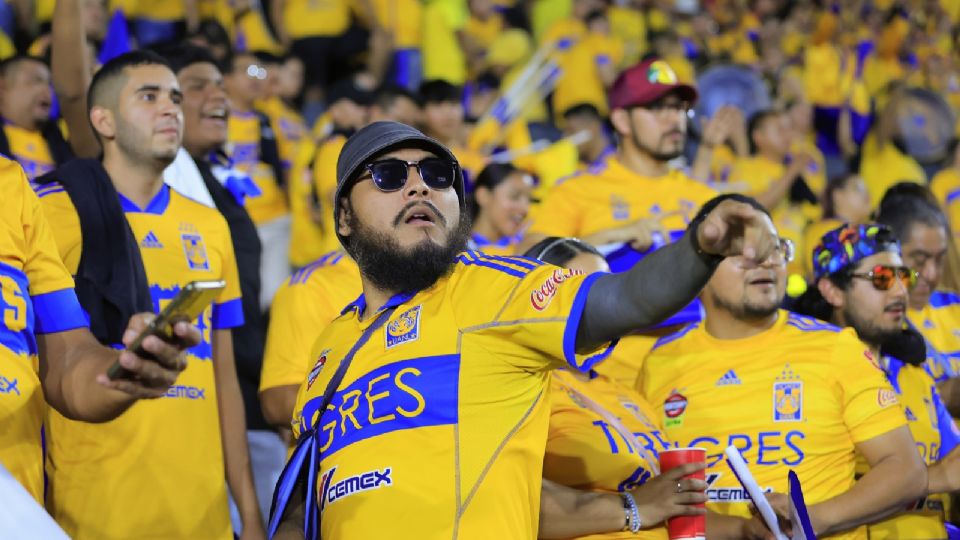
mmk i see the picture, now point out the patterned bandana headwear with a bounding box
[812,223,900,281]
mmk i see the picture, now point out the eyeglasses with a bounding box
[773,237,795,264]
[358,158,457,192]
[245,64,267,80]
[849,265,918,291]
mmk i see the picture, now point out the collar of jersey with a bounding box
[470,231,517,248]
[341,290,417,317]
[699,309,788,349]
[118,184,171,215]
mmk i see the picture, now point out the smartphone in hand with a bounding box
[106,280,226,380]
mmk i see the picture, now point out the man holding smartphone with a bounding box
[1,154,199,507]
[34,52,265,539]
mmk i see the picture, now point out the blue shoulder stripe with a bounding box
[786,312,841,333]
[35,186,65,198]
[930,291,960,309]
[475,252,541,272]
[288,251,343,285]
[650,323,698,351]
[457,252,526,278]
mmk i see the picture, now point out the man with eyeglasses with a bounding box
[269,122,782,538]
[792,223,960,539]
[522,57,717,388]
[640,195,928,539]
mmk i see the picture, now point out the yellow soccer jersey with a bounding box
[0,160,86,502]
[546,369,669,540]
[860,356,958,539]
[38,184,243,540]
[4,124,55,181]
[859,136,926,210]
[226,110,289,225]
[466,232,522,256]
[290,253,615,539]
[930,168,960,236]
[910,291,960,376]
[594,333,662,389]
[640,311,905,540]
[311,134,347,255]
[287,137,325,267]
[283,0,351,39]
[258,96,307,179]
[261,251,361,392]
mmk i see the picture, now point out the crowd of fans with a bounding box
[6,0,960,538]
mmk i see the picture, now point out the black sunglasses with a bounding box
[358,158,457,192]
[849,265,918,291]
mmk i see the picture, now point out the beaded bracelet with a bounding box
[620,491,642,534]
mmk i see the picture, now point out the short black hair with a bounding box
[875,182,948,242]
[0,54,47,79]
[150,42,222,75]
[562,103,602,122]
[419,80,462,105]
[88,50,172,117]
[523,237,603,267]
[374,83,422,110]
[747,109,780,154]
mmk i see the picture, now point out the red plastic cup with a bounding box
[658,447,707,540]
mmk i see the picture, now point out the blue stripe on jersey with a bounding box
[33,288,89,334]
[562,272,617,371]
[786,312,841,332]
[298,354,461,459]
[946,189,960,205]
[34,187,65,198]
[930,291,960,309]
[211,298,245,329]
[456,252,526,278]
[475,252,542,271]
[290,251,343,285]
[650,323,699,352]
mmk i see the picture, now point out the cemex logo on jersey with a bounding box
[705,472,774,503]
[530,269,583,311]
[386,306,421,349]
[319,466,393,510]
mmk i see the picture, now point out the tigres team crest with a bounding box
[773,381,803,422]
[647,60,678,84]
[386,305,421,349]
[181,231,210,271]
[306,349,331,390]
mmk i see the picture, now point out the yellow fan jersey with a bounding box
[290,253,615,538]
[4,124,55,181]
[282,0,351,39]
[287,137,325,267]
[311,134,347,255]
[466,232,522,256]
[37,184,243,540]
[640,311,905,540]
[226,110,289,225]
[258,96,307,179]
[930,168,960,236]
[261,251,361,393]
[859,135,926,209]
[546,369,669,540]
[910,291,960,377]
[594,333,663,389]
[860,356,958,539]
[0,160,87,502]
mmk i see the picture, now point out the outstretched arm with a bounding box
[576,199,777,351]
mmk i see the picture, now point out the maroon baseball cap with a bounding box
[609,58,698,110]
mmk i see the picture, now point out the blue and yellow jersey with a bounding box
[546,369,669,540]
[860,356,959,539]
[287,137,325,268]
[282,0,351,39]
[226,110,289,225]
[290,253,615,538]
[0,159,86,502]
[466,232,522,257]
[640,311,905,540]
[930,168,960,237]
[258,96,307,178]
[910,291,960,379]
[859,135,926,210]
[4,124,55,181]
[311,134,346,255]
[36,183,243,540]
[261,251,361,393]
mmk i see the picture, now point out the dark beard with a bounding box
[631,129,684,161]
[345,208,471,295]
[843,303,903,349]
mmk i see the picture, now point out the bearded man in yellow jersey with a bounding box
[523,58,716,387]
[34,52,265,540]
[794,223,960,538]
[0,56,72,180]
[876,183,960,416]
[269,120,781,539]
[0,153,199,510]
[641,194,927,539]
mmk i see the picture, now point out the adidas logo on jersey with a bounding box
[141,231,163,249]
[715,369,742,386]
[904,406,918,422]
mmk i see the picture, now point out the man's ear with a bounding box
[89,106,116,140]
[337,197,353,238]
[817,276,845,310]
[609,108,632,138]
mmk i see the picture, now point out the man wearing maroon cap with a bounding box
[523,57,717,388]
